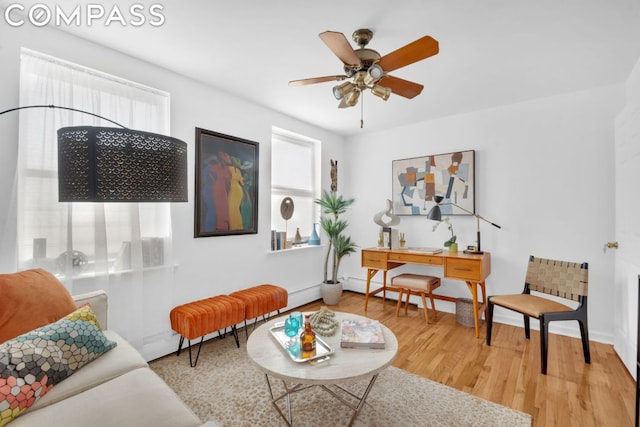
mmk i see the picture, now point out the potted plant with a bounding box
[315,190,357,304]
[433,217,458,252]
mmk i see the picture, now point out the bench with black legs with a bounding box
[230,284,289,339]
[170,294,245,367]
[170,284,288,367]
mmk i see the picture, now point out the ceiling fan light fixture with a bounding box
[345,89,360,107]
[333,82,356,100]
[332,81,355,100]
[371,84,391,101]
[353,71,366,85]
[365,63,384,85]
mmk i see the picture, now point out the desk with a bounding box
[246,312,398,426]
[361,247,491,338]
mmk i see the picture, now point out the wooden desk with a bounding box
[361,247,491,338]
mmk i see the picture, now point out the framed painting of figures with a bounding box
[195,127,259,237]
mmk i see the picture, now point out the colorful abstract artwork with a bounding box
[392,150,475,216]
[195,128,259,237]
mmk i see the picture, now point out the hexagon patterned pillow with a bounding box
[0,305,117,425]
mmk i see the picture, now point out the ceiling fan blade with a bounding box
[379,75,424,99]
[288,75,347,87]
[319,31,362,67]
[378,36,439,73]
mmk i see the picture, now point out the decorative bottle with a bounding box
[300,314,316,359]
[308,223,320,245]
[294,228,302,246]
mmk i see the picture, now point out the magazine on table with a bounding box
[340,319,385,349]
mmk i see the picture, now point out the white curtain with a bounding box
[17,48,175,352]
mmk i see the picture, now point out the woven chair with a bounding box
[486,255,590,375]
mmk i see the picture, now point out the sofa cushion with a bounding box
[9,368,203,427]
[0,306,116,425]
[0,269,77,344]
[28,330,147,412]
[72,290,108,329]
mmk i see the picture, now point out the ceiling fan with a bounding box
[289,29,439,126]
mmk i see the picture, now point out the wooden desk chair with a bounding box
[390,273,440,323]
[486,255,590,375]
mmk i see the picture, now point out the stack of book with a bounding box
[270,230,288,250]
[339,319,385,349]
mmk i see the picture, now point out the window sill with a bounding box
[267,244,325,254]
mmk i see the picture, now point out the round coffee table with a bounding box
[246,311,398,426]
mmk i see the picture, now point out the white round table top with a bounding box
[246,311,398,385]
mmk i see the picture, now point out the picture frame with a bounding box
[392,150,475,216]
[194,127,259,237]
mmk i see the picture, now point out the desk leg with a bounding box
[382,270,387,302]
[364,269,379,311]
[465,281,487,339]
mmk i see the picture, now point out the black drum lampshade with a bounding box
[57,126,188,202]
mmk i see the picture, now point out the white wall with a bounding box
[0,24,345,360]
[342,85,624,344]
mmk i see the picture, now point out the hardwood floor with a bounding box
[294,291,635,427]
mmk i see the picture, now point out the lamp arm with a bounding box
[445,202,501,229]
[0,105,128,129]
[476,213,502,229]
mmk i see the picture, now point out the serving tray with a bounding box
[269,322,334,363]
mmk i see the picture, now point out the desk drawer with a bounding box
[445,258,482,281]
[388,252,442,266]
[361,251,388,269]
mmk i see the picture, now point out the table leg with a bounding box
[382,270,387,302]
[264,373,380,427]
[348,373,379,426]
[465,281,487,339]
[479,281,487,320]
[321,373,380,427]
[364,268,379,311]
[263,374,310,426]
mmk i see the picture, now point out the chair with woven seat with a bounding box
[389,273,440,323]
[486,255,590,375]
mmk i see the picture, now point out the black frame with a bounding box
[194,127,259,237]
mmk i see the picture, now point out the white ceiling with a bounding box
[6,0,640,136]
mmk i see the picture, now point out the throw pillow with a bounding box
[0,269,77,344]
[0,305,117,425]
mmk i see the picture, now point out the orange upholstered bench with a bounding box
[170,294,245,367]
[229,284,288,338]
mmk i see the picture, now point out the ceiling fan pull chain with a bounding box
[360,90,364,128]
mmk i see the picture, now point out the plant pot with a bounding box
[320,281,343,305]
[448,242,458,253]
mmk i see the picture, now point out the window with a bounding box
[18,48,172,276]
[270,127,320,248]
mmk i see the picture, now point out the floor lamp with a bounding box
[0,104,188,202]
[426,195,501,254]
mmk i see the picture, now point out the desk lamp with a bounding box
[426,195,501,254]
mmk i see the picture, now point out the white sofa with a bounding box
[9,290,213,427]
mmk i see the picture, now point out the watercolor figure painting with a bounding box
[195,128,259,237]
